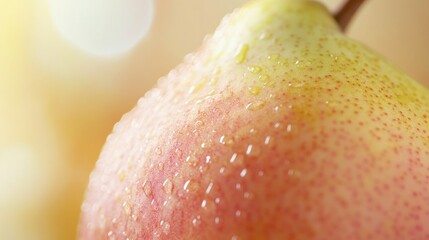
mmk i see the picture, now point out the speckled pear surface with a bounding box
[79,0,429,239]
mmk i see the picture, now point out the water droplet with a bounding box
[188,79,208,94]
[245,101,265,111]
[240,169,248,177]
[247,86,261,95]
[295,60,300,65]
[264,136,271,145]
[205,182,214,194]
[192,215,202,227]
[201,199,207,208]
[209,77,219,86]
[162,179,174,194]
[175,148,183,158]
[118,170,126,182]
[143,181,152,197]
[229,153,243,164]
[158,162,164,171]
[258,171,264,177]
[215,197,221,204]
[219,167,226,174]
[244,192,253,199]
[235,210,241,217]
[152,229,161,239]
[247,65,262,73]
[184,179,200,193]
[274,122,281,128]
[236,183,241,190]
[219,135,225,144]
[235,43,249,64]
[259,32,272,40]
[131,214,138,221]
[287,124,292,132]
[258,74,269,83]
[201,142,207,148]
[122,202,131,216]
[186,155,198,167]
[215,217,220,224]
[160,220,170,234]
[199,164,209,173]
[155,147,162,155]
[205,155,212,164]
[108,231,114,238]
[124,186,131,194]
[195,120,205,127]
[267,54,279,61]
[232,235,239,240]
[246,145,253,155]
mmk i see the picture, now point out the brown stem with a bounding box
[334,0,366,32]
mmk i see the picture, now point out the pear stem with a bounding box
[334,0,366,31]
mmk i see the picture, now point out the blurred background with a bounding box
[0,0,428,239]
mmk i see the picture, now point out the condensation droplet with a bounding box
[267,54,279,61]
[247,65,262,73]
[162,179,174,194]
[155,147,162,155]
[215,197,221,204]
[205,182,214,194]
[229,153,243,164]
[259,31,272,40]
[235,43,249,64]
[118,170,126,182]
[264,136,271,145]
[152,229,161,239]
[219,167,226,174]
[192,215,202,227]
[209,77,219,86]
[245,101,265,111]
[215,217,220,224]
[143,180,152,197]
[175,148,183,159]
[122,202,131,216]
[195,120,205,127]
[219,135,225,144]
[160,220,170,234]
[258,74,270,83]
[201,199,207,208]
[240,169,248,177]
[244,192,253,199]
[287,124,292,132]
[158,162,164,171]
[246,144,260,156]
[246,145,253,155]
[186,155,198,167]
[235,210,241,217]
[184,179,200,193]
[248,86,261,95]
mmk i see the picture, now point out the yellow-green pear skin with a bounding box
[80,0,429,239]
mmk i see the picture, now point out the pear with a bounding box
[79,0,429,239]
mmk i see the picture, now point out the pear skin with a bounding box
[80,0,429,239]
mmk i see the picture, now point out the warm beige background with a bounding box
[0,0,427,239]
